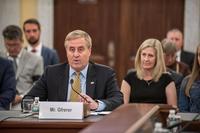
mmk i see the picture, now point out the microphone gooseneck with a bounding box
[70,79,74,84]
[177,113,200,132]
[70,79,90,103]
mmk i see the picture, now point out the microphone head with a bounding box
[70,79,74,84]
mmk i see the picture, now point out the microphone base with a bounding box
[84,103,91,117]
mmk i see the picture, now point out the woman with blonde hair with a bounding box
[121,39,177,106]
[179,44,200,112]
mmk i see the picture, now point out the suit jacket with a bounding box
[181,50,195,70]
[0,57,16,110]
[168,61,191,77]
[41,46,59,68]
[15,49,43,95]
[27,62,123,111]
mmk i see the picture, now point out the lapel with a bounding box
[180,50,187,62]
[180,51,184,61]
[41,46,49,67]
[16,49,26,79]
[86,63,97,98]
[57,63,69,101]
[41,46,47,60]
[41,46,45,56]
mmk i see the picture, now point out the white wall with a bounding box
[0,0,54,50]
[38,0,54,48]
[184,0,200,53]
[0,0,20,50]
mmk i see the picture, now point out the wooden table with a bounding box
[1,104,199,133]
[81,104,200,133]
[0,111,103,133]
[80,104,161,133]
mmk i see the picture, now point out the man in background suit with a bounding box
[0,57,16,110]
[1,25,43,110]
[167,28,195,70]
[23,18,59,68]
[161,39,184,100]
[162,38,191,77]
[27,30,123,111]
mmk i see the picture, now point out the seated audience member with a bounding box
[161,39,184,97]
[1,25,43,110]
[179,44,200,113]
[23,18,59,68]
[121,39,177,107]
[26,30,123,111]
[0,57,16,110]
[161,38,191,77]
[166,28,194,70]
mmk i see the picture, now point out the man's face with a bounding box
[164,53,176,66]
[4,39,22,57]
[66,37,91,72]
[167,31,183,51]
[24,23,40,46]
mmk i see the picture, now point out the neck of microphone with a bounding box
[70,79,74,85]
[176,113,200,132]
[167,121,183,129]
[70,79,90,103]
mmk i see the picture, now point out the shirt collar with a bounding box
[69,64,89,78]
[27,42,42,54]
[176,50,181,56]
[176,50,181,62]
[7,48,23,59]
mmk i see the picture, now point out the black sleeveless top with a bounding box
[124,71,173,104]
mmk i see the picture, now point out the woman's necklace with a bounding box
[145,80,153,86]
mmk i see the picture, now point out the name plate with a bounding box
[39,102,85,119]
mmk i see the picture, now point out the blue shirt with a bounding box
[67,65,105,111]
[179,76,200,113]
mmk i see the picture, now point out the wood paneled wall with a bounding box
[54,0,184,84]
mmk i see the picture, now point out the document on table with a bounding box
[177,112,200,121]
[0,111,33,121]
[90,111,111,116]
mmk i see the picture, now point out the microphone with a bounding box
[167,121,182,129]
[70,79,90,103]
[166,113,200,132]
[177,113,200,132]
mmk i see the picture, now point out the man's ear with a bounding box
[89,48,92,56]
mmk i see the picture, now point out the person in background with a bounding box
[161,38,184,99]
[1,25,43,110]
[167,28,194,70]
[179,44,200,113]
[121,39,177,107]
[0,57,16,110]
[161,38,191,77]
[23,18,59,68]
[26,30,123,111]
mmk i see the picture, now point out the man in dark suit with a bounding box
[0,57,16,110]
[167,28,195,70]
[27,30,123,111]
[23,18,59,68]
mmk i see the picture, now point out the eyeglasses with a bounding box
[6,44,21,49]
[5,41,22,49]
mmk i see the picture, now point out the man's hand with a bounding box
[12,95,22,105]
[80,94,99,110]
